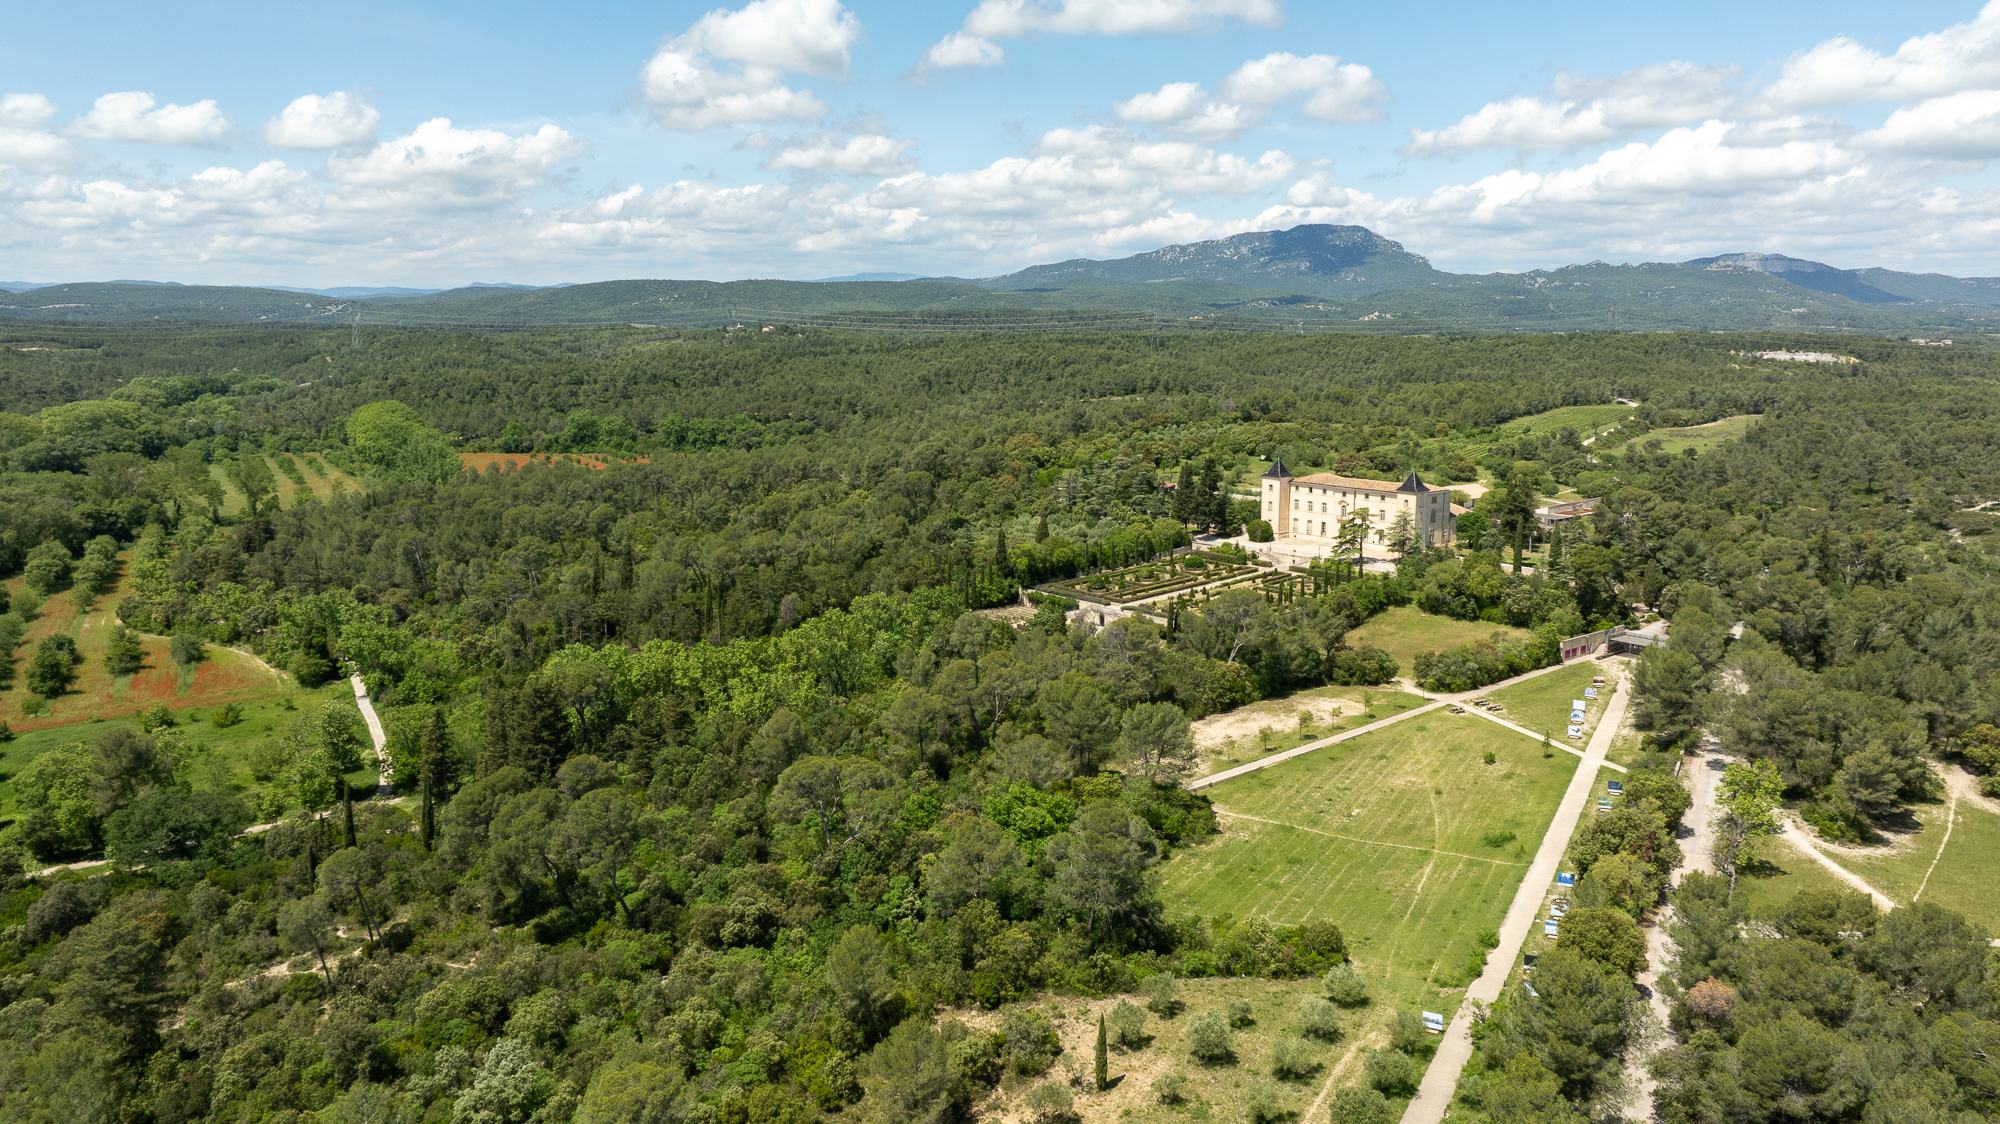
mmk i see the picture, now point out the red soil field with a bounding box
[3,565,289,734]
[459,452,650,473]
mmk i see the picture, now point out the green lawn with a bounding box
[1162,713,1578,1019]
[1816,799,2000,932]
[1481,663,1616,744]
[1346,606,1530,674]
[1732,834,1858,921]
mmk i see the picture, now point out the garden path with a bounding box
[1399,671,1630,1124]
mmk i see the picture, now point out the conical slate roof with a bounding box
[1395,471,1429,493]
[1262,458,1293,478]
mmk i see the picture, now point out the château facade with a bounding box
[1259,459,1455,548]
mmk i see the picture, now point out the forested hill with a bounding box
[13,223,2000,333]
[0,325,1998,1123]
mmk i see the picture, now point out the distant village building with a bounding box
[1536,498,1603,530]
[1259,459,1455,547]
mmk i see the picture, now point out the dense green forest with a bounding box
[0,323,1996,1124]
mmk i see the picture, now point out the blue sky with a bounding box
[5,0,2000,285]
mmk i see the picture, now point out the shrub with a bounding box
[1002,1008,1060,1075]
[1187,1009,1233,1062]
[1480,830,1516,848]
[1327,1086,1396,1124]
[1364,1048,1417,1095]
[170,632,205,668]
[1109,999,1148,1047]
[1247,519,1274,543]
[1244,1077,1288,1124]
[1269,1037,1319,1080]
[1141,972,1180,1016]
[211,703,243,728]
[139,704,177,732]
[1227,999,1254,1027]
[1024,1082,1073,1124]
[1296,997,1341,1041]
[1387,1010,1429,1055]
[1152,1073,1187,1105]
[1322,964,1369,1006]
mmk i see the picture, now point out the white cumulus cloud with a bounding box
[1759,0,2000,111]
[1404,61,1739,156]
[1860,89,2000,159]
[327,118,590,211]
[1,93,58,130]
[69,90,234,145]
[639,0,859,130]
[925,0,1282,71]
[265,91,381,149]
[1115,53,1386,141]
[766,133,917,175]
[1220,52,1388,122]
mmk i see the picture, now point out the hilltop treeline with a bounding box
[0,326,1995,1122]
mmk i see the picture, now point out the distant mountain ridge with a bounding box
[964,225,1443,297]
[7,224,2000,335]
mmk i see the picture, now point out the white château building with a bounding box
[1259,458,1455,548]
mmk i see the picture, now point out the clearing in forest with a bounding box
[1730,832,1858,921]
[1808,792,2000,932]
[1478,404,1635,444]
[971,977,1390,1124]
[1604,414,1759,456]
[1161,713,1576,1018]
[1,565,298,737]
[208,454,363,515]
[1345,606,1529,673]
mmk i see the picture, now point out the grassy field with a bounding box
[1192,685,1426,778]
[1812,797,2000,932]
[0,565,341,817]
[1606,414,1759,456]
[1162,713,1577,1022]
[1479,404,1636,443]
[1731,834,1858,921]
[2,570,291,734]
[1347,606,1529,673]
[1481,662,1616,744]
[0,685,365,819]
[972,977,1396,1124]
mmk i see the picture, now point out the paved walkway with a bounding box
[1191,657,1617,791]
[1399,672,1632,1124]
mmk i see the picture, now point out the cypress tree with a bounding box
[1035,513,1049,543]
[1095,1012,1108,1091]
[342,779,357,850]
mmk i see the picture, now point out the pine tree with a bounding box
[1171,462,1196,522]
[1095,1012,1109,1091]
[419,705,454,849]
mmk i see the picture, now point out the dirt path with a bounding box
[1399,669,1631,1124]
[1775,813,1895,910]
[349,671,392,796]
[1623,746,1725,1121]
[1190,657,1601,791]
